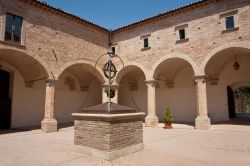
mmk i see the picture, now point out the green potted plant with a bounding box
[163,108,174,129]
[104,85,117,98]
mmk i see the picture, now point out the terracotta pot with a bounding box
[164,122,172,129]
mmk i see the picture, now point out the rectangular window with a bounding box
[143,38,149,48]
[179,29,186,40]
[225,16,235,30]
[112,46,115,54]
[5,13,23,43]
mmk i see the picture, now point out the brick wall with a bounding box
[112,0,250,76]
[74,120,143,151]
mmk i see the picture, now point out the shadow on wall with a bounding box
[55,71,102,125]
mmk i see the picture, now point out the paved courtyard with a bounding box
[0,123,250,166]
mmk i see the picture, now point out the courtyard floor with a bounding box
[0,123,250,166]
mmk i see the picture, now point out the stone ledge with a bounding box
[0,40,26,49]
[221,27,239,34]
[75,143,144,161]
[72,112,145,122]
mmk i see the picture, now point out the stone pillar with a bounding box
[145,80,159,127]
[195,76,211,130]
[41,79,58,133]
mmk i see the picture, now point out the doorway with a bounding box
[227,86,236,119]
[0,69,11,130]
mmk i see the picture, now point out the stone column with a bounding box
[145,80,159,127]
[195,76,211,130]
[41,79,58,133]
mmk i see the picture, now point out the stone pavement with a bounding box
[0,123,250,166]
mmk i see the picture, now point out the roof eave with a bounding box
[112,0,219,34]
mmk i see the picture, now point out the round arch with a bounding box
[201,41,250,72]
[0,48,51,129]
[230,81,250,92]
[150,53,200,79]
[55,59,105,84]
[0,48,50,81]
[148,53,198,124]
[115,63,147,84]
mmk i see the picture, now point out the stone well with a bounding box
[72,102,145,160]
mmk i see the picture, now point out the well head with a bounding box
[82,102,137,114]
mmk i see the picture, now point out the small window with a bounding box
[112,46,115,54]
[225,16,235,30]
[143,38,149,48]
[179,29,186,40]
[5,13,23,43]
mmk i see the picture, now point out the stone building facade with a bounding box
[0,0,249,132]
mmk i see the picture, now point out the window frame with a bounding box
[175,24,189,44]
[220,10,239,33]
[140,34,151,51]
[143,38,149,48]
[4,13,23,44]
[225,16,235,30]
[179,29,186,40]
[111,46,116,54]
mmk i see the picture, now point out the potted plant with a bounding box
[104,85,117,98]
[163,108,174,129]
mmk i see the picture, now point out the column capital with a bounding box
[46,79,57,87]
[102,83,119,88]
[194,75,207,83]
[145,80,157,87]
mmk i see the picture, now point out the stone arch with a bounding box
[116,63,147,113]
[151,53,198,124]
[230,81,250,92]
[54,60,104,125]
[201,41,250,72]
[55,59,105,84]
[0,48,50,81]
[150,53,200,80]
[115,62,147,84]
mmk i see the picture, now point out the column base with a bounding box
[145,116,159,127]
[41,119,58,133]
[195,116,211,130]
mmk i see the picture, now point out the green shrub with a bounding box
[163,108,174,123]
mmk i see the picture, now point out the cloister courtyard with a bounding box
[1,0,250,165]
[1,119,250,166]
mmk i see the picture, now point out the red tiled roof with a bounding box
[19,0,219,34]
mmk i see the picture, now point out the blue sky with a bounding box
[43,0,200,30]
